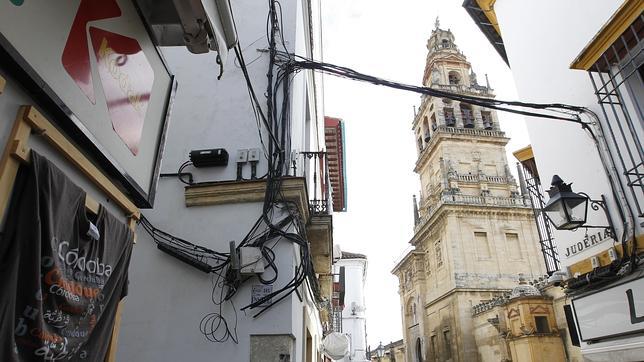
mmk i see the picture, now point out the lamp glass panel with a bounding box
[544,199,568,228]
[566,196,588,223]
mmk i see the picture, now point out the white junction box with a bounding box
[240,247,264,274]
[248,148,261,162]
[236,149,248,163]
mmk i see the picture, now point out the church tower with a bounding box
[392,22,547,362]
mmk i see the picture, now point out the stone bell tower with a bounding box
[393,23,547,362]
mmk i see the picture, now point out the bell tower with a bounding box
[394,24,547,362]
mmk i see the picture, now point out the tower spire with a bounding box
[434,16,440,30]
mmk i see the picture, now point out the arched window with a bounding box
[481,111,493,130]
[448,71,461,85]
[416,338,424,362]
[441,39,450,48]
[443,108,455,127]
[423,116,430,142]
[460,104,474,128]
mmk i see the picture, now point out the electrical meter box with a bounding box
[240,247,265,274]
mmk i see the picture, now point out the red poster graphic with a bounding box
[90,27,154,155]
[61,0,121,104]
[61,0,154,155]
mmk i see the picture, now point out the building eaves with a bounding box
[340,251,366,260]
[462,0,509,66]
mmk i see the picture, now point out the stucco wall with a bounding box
[493,0,627,267]
[109,0,327,360]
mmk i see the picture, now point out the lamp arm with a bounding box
[576,193,615,235]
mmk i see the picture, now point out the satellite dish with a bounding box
[322,332,350,360]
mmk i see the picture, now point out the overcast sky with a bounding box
[320,0,531,348]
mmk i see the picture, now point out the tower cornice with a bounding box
[414,127,509,173]
[411,201,534,245]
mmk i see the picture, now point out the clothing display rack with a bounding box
[0,104,140,362]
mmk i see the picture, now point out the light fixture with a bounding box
[543,175,588,230]
[543,175,613,233]
[376,341,385,359]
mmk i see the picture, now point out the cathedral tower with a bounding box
[393,23,546,362]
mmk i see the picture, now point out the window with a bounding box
[412,303,418,324]
[435,240,443,267]
[481,111,493,130]
[431,114,437,130]
[506,233,522,260]
[441,39,450,48]
[448,71,460,85]
[443,108,455,127]
[416,338,424,362]
[417,137,424,152]
[535,316,550,333]
[474,232,491,259]
[430,335,437,362]
[443,330,452,359]
[460,104,474,128]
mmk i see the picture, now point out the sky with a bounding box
[319,0,532,348]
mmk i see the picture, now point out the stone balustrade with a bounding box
[415,193,530,233]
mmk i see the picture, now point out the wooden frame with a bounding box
[0,105,139,362]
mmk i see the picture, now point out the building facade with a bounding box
[334,250,369,362]
[465,0,644,359]
[392,24,547,362]
[0,0,342,361]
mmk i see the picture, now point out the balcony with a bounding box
[414,193,530,233]
[432,83,493,97]
[456,174,509,184]
[436,126,505,138]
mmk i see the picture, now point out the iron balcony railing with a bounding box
[517,162,559,274]
[300,151,332,215]
[588,15,644,218]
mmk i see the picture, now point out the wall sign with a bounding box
[562,229,614,259]
[0,0,176,207]
[251,284,273,307]
[572,275,644,341]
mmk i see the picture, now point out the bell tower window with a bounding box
[441,39,450,48]
[460,104,474,128]
[448,71,461,85]
[481,111,493,130]
[443,108,455,127]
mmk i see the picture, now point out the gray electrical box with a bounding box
[240,247,264,274]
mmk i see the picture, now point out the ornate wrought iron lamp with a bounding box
[543,175,613,232]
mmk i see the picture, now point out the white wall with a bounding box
[335,257,368,362]
[494,0,626,267]
[115,0,326,360]
[493,0,644,357]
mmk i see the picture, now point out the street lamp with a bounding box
[543,175,613,232]
[543,175,588,230]
[376,341,385,361]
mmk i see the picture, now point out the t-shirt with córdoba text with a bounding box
[0,151,134,361]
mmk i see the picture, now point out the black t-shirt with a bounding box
[0,151,134,361]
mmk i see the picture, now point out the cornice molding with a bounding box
[185,177,310,222]
[412,203,533,243]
